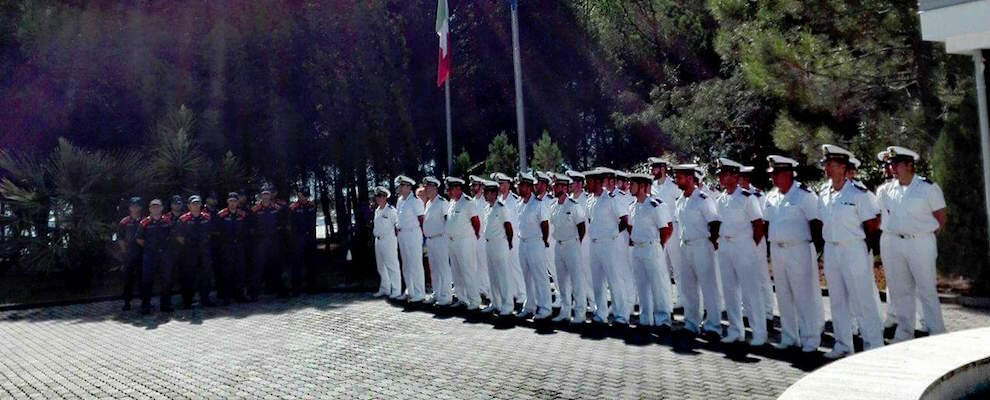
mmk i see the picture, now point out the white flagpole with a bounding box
[510,0,526,172]
[445,78,453,173]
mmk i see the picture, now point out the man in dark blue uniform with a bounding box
[118,197,143,311]
[217,192,249,304]
[251,185,285,300]
[273,187,291,298]
[289,188,317,296]
[137,199,175,314]
[177,195,216,308]
[204,192,224,302]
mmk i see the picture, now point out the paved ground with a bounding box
[1,294,989,400]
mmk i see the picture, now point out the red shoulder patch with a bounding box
[179,212,193,223]
[252,204,263,213]
[218,208,230,218]
[119,216,133,225]
[236,209,247,219]
[201,212,211,221]
[140,216,153,228]
[289,201,300,211]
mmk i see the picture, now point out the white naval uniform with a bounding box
[878,175,947,341]
[540,193,558,306]
[652,177,683,304]
[396,193,426,300]
[446,195,481,309]
[858,182,885,332]
[629,197,674,327]
[502,191,527,303]
[472,194,491,297]
[588,191,631,323]
[614,189,637,309]
[819,180,885,353]
[550,196,588,321]
[517,194,552,314]
[574,191,595,311]
[764,182,825,350]
[715,188,767,343]
[749,187,776,319]
[675,188,723,334]
[424,195,452,304]
[485,199,515,314]
[373,204,402,297]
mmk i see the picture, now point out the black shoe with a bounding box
[122,302,132,311]
[180,302,193,310]
[160,304,174,313]
[201,299,217,307]
[140,306,151,315]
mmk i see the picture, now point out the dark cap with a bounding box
[227,192,240,201]
[170,195,184,205]
[128,196,143,206]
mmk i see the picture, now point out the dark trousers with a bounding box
[141,250,173,308]
[221,244,246,301]
[252,240,283,297]
[182,248,212,306]
[121,253,141,304]
[290,237,313,294]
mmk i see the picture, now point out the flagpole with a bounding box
[445,78,453,173]
[510,0,526,172]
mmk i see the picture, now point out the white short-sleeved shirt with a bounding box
[588,192,629,240]
[676,189,720,242]
[485,200,514,241]
[517,195,548,241]
[500,191,521,222]
[716,188,763,239]
[876,180,894,230]
[471,195,488,237]
[396,193,425,231]
[373,205,398,239]
[818,180,880,242]
[422,196,449,237]
[550,197,586,241]
[445,195,478,239]
[630,197,673,244]
[571,191,589,222]
[879,175,946,235]
[651,177,682,210]
[764,182,819,242]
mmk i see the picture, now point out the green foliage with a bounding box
[452,150,472,177]
[531,130,564,172]
[211,151,250,199]
[150,106,207,197]
[485,132,518,177]
[933,94,990,294]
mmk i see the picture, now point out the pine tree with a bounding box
[531,130,564,172]
[485,132,519,176]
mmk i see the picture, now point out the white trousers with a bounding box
[756,238,776,319]
[519,239,552,313]
[486,239,514,314]
[508,236,527,302]
[718,238,767,342]
[883,233,945,341]
[678,239,723,333]
[666,222,683,304]
[554,239,589,320]
[374,235,402,296]
[397,231,426,300]
[475,237,491,297]
[426,236,452,304]
[823,241,884,353]
[580,234,595,311]
[590,237,631,322]
[770,241,824,349]
[449,236,480,308]
[618,232,636,308]
[632,242,673,326]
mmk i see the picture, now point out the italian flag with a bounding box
[436,0,450,87]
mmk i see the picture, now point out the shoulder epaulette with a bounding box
[608,192,615,198]
[921,176,933,184]
[798,183,810,192]
[437,195,447,202]
[649,198,660,207]
[218,208,230,218]
[497,200,505,207]
[289,201,300,211]
[252,204,263,213]
[201,212,211,221]
[754,191,763,198]
[741,189,751,197]
[567,197,577,204]
[464,195,473,202]
[119,216,133,225]
[853,183,868,192]
[140,216,152,228]
[179,212,193,222]
[698,192,708,199]
[510,192,520,199]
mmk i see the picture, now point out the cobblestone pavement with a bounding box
[1,293,988,400]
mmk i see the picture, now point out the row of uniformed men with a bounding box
[371,144,946,360]
[116,186,317,314]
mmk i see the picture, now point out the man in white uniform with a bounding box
[567,170,595,317]
[846,157,886,336]
[586,168,632,325]
[372,187,402,298]
[649,157,683,306]
[549,173,588,323]
[394,175,426,302]
[445,177,482,310]
[877,146,947,342]
[535,171,559,307]
[482,179,516,316]
[495,172,527,306]
[739,166,776,324]
[422,177,452,306]
[713,158,767,346]
[818,144,884,359]
[613,170,637,311]
[628,173,674,330]
[469,176,491,299]
[672,164,723,339]
[515,172,553,319]
[763,156,825,352]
